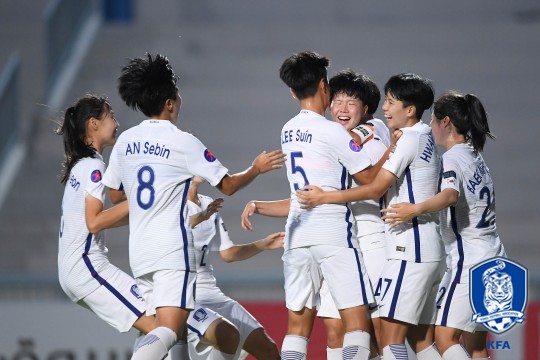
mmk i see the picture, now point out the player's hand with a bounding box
[241,201,257,231]
[201,198,224,221]
[391,129,403,147]
[252,149,286,174]
[295,185,325,209]
[260,232,285,250]
[381,202,418,227]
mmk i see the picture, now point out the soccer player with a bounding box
[102,53,285,360]
[242,69,397,360]
[382,91,506,360]
[296,73,446,360]
[185,176,283,359]
[278,51,390,360]
[57,95,155,349]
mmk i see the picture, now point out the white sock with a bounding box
[281,335,308,360]
[343,330,371,360]
[417,343,443,360]
[383,344,409,360]
[132,326,177,360]
[208,349,235,360]
[133,332,145,353]
[327,347,343,360]
[442,344,470,360]
[167,340,190,360]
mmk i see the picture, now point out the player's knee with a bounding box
[434,328,460,354]
[325,328,344,348]
[213,321,240,354]
[244,328,280,359]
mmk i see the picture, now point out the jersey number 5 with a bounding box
[291,151,309,190]
[137,166,155,210]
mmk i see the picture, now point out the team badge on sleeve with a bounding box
[470,257,527,334]
[193,308,209,322]
[348,139,362,152]
[204,149,217,162]
[90,170,102,183]
[442,171,457,185]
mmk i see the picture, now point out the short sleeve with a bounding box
[85,160,105,204]
[440,155,461,194]
[102,143,122,190]
[184,134,229,187]
[211,213,234,251]
[382,131,417,178]
[327,123,372,175]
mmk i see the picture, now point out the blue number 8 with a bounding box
[137,166,155,210]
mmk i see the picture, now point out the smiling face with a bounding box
[94,108,119,149]
[330,92,368,131]
[381,91,415,130]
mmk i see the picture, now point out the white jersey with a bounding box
[367,118,391,147]
[382,121,444,262]
[350,125,388,245]
[281,110,373,249]
[58,154,116,301]
[186,195,234,287]
[439,143,504,276]
[102,120,228,278]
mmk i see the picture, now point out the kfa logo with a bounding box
[469,257,527,334]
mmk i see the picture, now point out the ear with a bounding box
[89,117,99,131]
[361,104,369,116]
[406,105,417,118]
[289,88,298,100]
[442,116,452,128]
[165,98,175,112]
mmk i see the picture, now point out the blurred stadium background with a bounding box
[0,0,539,358]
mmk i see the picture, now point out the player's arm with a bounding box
[220,232,285,263]
[382,188,458,227]
[189,198,224,228]
[296,169,396,208]
[351,128,402,185]
[109,188,126,204]
[85,195,128,234]
[241,199,290,231]
[216,149,286,196]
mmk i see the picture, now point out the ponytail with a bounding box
[464,94,495,153]
[56,95,110,184]
[433,91,495,153]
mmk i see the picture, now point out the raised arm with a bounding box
[85,195,128,234]
[189,198,224,228]
[216,149,286,196]
[220,232,285,263]
[241,199,290,231]
[382,188,459,227]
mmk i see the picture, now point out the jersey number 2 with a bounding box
[476,186,494,228]
[137,166,155,210]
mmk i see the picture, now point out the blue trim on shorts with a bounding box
[353,248,369,304]
[341,167,355,248]
[388,260,407,319]
[441,206,465,326]
[82,233,142,317]
[179,178,191,308]
[187,324,203,337]
[405,167,421,263]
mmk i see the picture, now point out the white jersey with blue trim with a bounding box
[439,143,504,273]
[58,155,116,301]
[186,195,234,287]
[281,109,372,249]
[102,120,229,278]
[350,136,387,247]
[382,121,444,262]
[367,117,391,147]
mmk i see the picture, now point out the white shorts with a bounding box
[283,245,373,312]
[435,267,483,333]
[136,269,196,315]
[377,259,444,325]
[187,306,224,354]
[317,245,385,319]
[79,268,146,332]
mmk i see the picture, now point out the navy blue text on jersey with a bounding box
[281,129,313,144]
[466,161,489,194]
[420,136,435,162]
[69,174,80,191]
[125,141,171,159]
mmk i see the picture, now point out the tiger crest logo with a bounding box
[470,257,527,334]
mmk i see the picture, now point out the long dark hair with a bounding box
[56,95,111,184]
[433,91,495,153]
